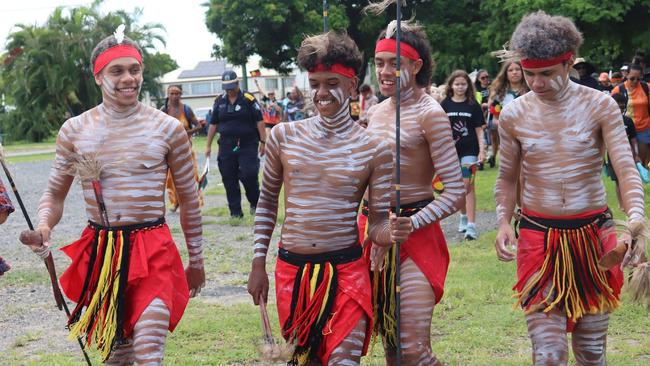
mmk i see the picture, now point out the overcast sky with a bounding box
[0,0,219,69]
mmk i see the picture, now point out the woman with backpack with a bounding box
[611,63,650,166]
[162,84,206,211]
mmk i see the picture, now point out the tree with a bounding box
[0,1,178,142]
[204,0,388,82]
[205,0,650,85]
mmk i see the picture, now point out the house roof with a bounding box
[178,60,229,79]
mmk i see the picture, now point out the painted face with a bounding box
[167,86,182,104]
[627,70,642,89]
[507,62,523,84]
[94,57,142,108]
[374,51,421,97]
[308,71,354,118]
[523,62,569,99]
[451,76,468,98]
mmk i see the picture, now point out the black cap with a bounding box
[222,70,239,90]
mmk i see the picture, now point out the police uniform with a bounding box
[210,90,264,217]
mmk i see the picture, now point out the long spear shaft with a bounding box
[394,1,403,365]
[323,0,329,32]
[0,159,92,365]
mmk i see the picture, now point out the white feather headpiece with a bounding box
[114,24,126,44]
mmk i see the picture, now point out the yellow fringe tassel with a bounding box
[68,230,126,361]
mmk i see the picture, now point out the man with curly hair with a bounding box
[494,11,645,365]
[247,31,410,366]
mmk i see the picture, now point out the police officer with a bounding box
[206,70,266,218]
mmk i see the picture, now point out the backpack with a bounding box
[615,81,650,115]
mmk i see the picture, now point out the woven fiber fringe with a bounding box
[371,244,398,349]
[283,262,338,366]
[516,223,619,323]
[68,229,130,361]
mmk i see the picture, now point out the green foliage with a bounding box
[204,0,389,79]
[205,0,650,84]
[0,1,178,142]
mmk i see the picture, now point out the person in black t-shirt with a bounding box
[441,70,486,240]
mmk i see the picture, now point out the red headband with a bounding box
[374,38,420,61]
[520,51,573,69]
[93,44,143,75]
[308,63,356,78]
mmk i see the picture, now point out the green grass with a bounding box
[26,233,650,365]
[1,268,49,286]
[5,152,55,164]
[1,138,56,151]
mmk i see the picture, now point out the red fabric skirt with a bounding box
[60,221,189,339]
[275,246,372,365]
[357,213,449,303]
[515,208,623,331]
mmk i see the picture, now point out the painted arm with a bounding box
[494,110,521,226]
[410,108,465,230]
[252,126,284,261]
[602,100,645,220]
[37,124,76,236]
[167,122,204,267]
[366,141,394,246]
[248,126,283,305]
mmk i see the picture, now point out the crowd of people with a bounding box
[4,1,648,366]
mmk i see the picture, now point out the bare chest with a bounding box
[280,134,375,186]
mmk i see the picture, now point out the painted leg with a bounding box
[132,298,170,366]
[327,315,368,366]
[105,342,135,365]
[384,258,442,366]
[571,313,609,366]
[526,310,568,366]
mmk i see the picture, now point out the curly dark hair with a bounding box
[297,32,363,76]
[508,11,583,61]
[377,21,434,88]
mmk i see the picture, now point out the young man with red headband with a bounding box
[494,11,645,365]
[357,11,465,365]
[246,32,410,365]
[20,28,205,364]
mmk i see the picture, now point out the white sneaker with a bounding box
[458,214,468,232]
[464,223,478,240]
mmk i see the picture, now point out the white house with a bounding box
[159,57,303,118]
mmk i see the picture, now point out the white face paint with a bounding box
[549,75,567,93]
[100,75,142,110]
[400,68,411,89]
[330,87,346,105]
[101,76,118,100]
